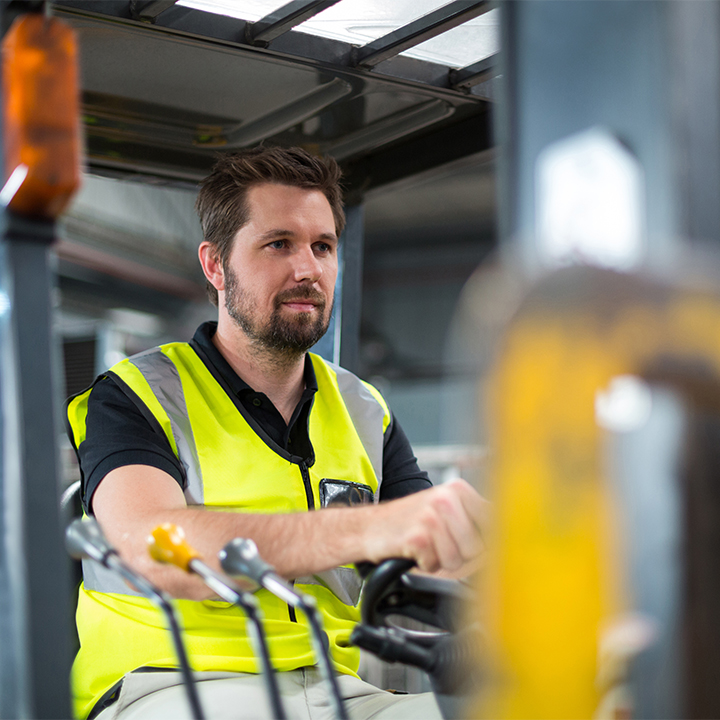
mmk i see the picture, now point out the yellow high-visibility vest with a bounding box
[66,343,390,719]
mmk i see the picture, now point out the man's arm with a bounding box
[93,464,488,601]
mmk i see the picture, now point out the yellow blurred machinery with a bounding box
[476,265,720,718]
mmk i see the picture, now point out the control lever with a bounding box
[219,538,349,720]
[148,523,287,720]
[66,518,205,720]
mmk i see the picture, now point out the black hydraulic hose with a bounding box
[220,538,349,720]
[300,601,348,720]
[350,624,435,670]
[425,627,482,695]
[65,518,205,720]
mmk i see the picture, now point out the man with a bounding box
[66,147,486,720]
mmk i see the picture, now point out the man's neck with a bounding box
[212,316,306,425]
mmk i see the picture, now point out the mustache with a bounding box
[275,287,326,307]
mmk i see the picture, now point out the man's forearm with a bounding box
[126,504,378,599]
[93,464,486,601]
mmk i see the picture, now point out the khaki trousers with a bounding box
[94,668,443,720]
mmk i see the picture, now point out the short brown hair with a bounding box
[195,146,345,306]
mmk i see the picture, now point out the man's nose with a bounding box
[292,245,322,283]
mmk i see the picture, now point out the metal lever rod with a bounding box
[148,524,287,720]
[220,538,349,720]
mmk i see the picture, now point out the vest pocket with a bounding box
[318,479,373,508]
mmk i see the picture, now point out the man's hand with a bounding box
[360,479,489,576]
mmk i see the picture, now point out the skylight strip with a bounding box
[176,0,500,68]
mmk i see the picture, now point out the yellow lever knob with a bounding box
[148,523,201,572]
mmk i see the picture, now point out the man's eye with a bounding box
[316,243,332,254]
[269,240,286,249]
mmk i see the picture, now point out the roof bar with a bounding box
[247,0,341,45]
[132,0,178,22]
[450,52,497,90]
[196,77,353,148]
[326,99,455,161]
[353,0,491,69]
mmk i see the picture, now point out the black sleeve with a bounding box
[379,414,432,501]
[75,376,185,515]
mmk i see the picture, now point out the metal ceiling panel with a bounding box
[53,0,492,193]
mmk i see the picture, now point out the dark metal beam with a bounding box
[209,78,354,149]
[56,238,206,300]
[52,1,134,19]
[341,110,492,201]
[327,99,454,162]
[131,0,178,22]
[450,53,497,90]
[352,0,491,69]
[339,205,364,374]
[247,0,340,45]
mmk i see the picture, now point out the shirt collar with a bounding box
[192,321,319,397]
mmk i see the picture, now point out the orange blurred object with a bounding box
[148,523,202,572]
[2,13,81,219]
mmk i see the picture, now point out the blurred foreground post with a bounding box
[0,7,81,718]
[475,1,720,718]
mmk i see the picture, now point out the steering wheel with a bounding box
[351,558,482,705]
[357,558,471,634]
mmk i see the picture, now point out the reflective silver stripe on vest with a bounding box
[84,564,364,605]
[296,567,364,607]
[84,349,203,594]
[327,361,385,495]
[83,559,142,596]
[130,348,204,506]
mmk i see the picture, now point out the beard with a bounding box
[224,263,333,356]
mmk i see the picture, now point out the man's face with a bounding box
[221,183,338,354]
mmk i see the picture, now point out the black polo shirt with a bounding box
[75,322,431,513]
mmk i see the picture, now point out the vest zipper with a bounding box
[288,580,297,622]
[288,462,314,623]
[298,460,315,511]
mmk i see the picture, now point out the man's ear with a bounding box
[198,242,224,292]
